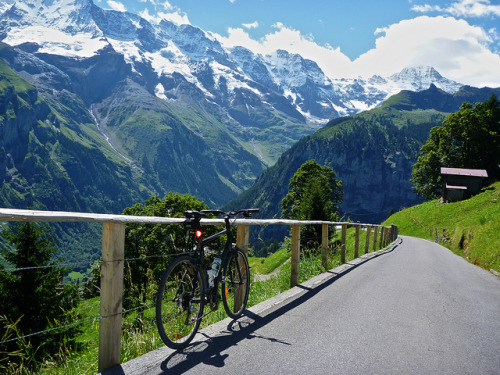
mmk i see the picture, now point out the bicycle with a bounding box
[155,208,260,350]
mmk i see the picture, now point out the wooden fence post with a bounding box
[365,225,371,254]
[354,225,360,259]
[321,223,329,270]
[341,224,347,264]
[373,226,379,251]
[391,224,398,242]
[379,227,385,248]
[291,225,300,287]
[236,225,250,254]
[99,222,125,373]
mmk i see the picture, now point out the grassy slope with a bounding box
[248,247,290,274]
[383,181,500,273]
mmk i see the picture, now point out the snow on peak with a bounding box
[264,49,330,89]
[1,0,105,57]
[389,65,462,93]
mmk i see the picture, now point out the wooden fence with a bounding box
[0,208,398,372]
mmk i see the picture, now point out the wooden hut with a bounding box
[441,167,488,202]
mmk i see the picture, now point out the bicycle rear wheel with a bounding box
[221,247,250,319]
[156,255,205,349]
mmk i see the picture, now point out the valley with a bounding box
[0,0,499,263]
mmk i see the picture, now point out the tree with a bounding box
[411,95,500,200]
[122,192,209,309]
[281,160,343,247]
[0,222,79,370]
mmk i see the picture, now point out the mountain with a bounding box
[0,1,470,193]
[0,0,497,260]
[388,66,463,93]
[0,50,156,265]
[225,85,500,241]
[0,2,465,133]
[0,0,471,210]
[0,0,464,119]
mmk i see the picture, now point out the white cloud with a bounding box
[215,15,500,87]
[138,0,171,7]
[353,16,500,86]
[374,26,388,35]
[242,21,259,30]
[412,0,500,18]
[139,7,190,26]
[216,27,258,52]
[412,4,441,13]
[138,1,190,25]
[216,23,353,78]
[107,0,126,12]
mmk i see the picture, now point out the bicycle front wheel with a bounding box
[156,255,205,349]
[221,247,250,319]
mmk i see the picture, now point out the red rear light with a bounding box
[195,230,203,238]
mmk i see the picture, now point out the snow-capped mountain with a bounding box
[1,0,498,250]
[0,0,464,122]
[389,66,463,93]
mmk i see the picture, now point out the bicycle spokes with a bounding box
[222,249,250,319]
[156,257,205,349]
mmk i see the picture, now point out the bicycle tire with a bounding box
[221,247,250,319]
[156,255,205,349]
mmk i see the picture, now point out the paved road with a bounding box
[111,236,500,375]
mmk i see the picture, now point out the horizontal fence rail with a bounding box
[0,208,398,372]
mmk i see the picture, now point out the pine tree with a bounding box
[0,222,79,370]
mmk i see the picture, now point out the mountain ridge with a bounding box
[0,0,466,120]
[0,0,497,210]
[0,0,477,180]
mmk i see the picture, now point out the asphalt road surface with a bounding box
[111,236,500,375]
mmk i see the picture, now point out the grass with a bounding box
[248,247,291,274]
[383,181,500,273]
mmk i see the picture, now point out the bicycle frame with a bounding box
[189,218,234,292]
[199,221,233,258]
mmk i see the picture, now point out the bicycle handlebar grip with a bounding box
[245,208,260,213]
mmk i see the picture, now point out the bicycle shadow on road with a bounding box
[105,238,402,375]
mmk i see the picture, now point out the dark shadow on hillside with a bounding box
[103,238,402,375]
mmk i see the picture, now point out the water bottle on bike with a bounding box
[207,257,221,288]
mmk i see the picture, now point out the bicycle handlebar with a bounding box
[200,209,224,216]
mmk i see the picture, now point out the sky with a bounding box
[97,0,500,87]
